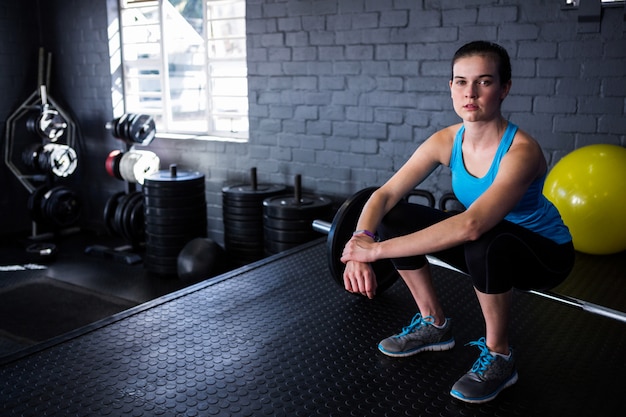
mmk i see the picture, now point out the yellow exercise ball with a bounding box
[543,144,626,255]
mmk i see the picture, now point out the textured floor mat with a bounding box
[0,277,136,343]
[0,241,624,417]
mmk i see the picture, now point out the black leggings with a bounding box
[377,201,575,294]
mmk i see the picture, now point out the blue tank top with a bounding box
[450,122,571,244]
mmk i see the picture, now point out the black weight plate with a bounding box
[222,192,277,203]
[264,227,320,244]
[222,183,286,197]
[223,219,263,227]
[223,244,264,258]
[327,187,399,294]
[262,194,333,220]
[27,185,49,224]
[223,221,264,233]
[103,192,126,234]
[222,205,264,217]
[222,199,263,211]
[223,232,263,244]
[224,243,264,255]
[123,113,134,142]
[144,193,206,209]
[145,217,205,231]
[145,203,207,218]
[262,215,316,230]
[119,192,138,239]
[128,113,156,145]
[144,169,204,184]
[223,230,263,242]
[145,215,207,227]
[113,113,129,139]
[144,208,207,222]
[146,234,202,250]
[224,214,264,225]
[144,237,194,258]
[119,192,137,240]
[222,211,264,223]
[224,231,263,243]
[143,182,206,197]
[145,236,197,250]
[121,192,143,242]
[264,239,301,254]
[143,224,204,239]
[127,194,145,243]
[44,186,81,228]
[113,192,130,236]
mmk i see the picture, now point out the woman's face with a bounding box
[449,54,511,123]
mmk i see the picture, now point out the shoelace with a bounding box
[397,313,435,337]
[468,337,494,375]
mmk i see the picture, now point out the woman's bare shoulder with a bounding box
[508,126,547,174]
[511,126,543,154]
[429,123,463,144]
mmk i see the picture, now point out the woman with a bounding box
[340,41,574,404]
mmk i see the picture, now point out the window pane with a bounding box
[208,37,246,59]
[211,76,247,97]
[164,0,208,132]
[211,96,247,115]
[208,17,245,38]
[207,1,245,19]
[213,114,248,134]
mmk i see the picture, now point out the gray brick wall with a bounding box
[241,0,626,203]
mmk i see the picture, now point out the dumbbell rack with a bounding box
[85,142,143,265]
[84,113,158,266]
[4,80,79,241]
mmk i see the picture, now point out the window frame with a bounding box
[115,0,249,142]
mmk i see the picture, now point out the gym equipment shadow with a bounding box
[0,276,136,345]
[0,231,209,359]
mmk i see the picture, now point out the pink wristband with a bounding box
[353,229,376,240]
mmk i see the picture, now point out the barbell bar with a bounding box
[312,188,626,324]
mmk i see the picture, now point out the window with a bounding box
[118,0,248,140]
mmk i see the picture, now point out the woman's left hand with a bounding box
[341,235,378,264]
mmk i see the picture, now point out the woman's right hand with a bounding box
[343,260,377,299]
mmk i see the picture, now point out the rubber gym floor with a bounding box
[0,232,625,417]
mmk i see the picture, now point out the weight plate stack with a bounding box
[222,182,287,266]
[143,165,207,276]
[263,193,333,255]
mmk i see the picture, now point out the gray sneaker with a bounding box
[378,313,455,357]
[450,337,518,404]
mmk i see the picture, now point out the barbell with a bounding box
[312,187,626,324]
